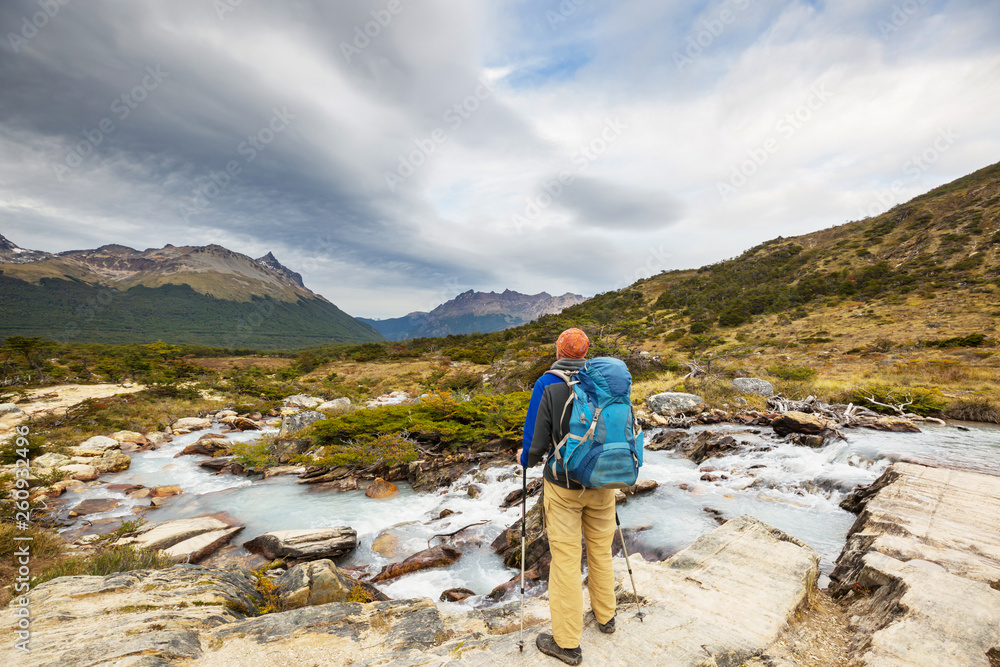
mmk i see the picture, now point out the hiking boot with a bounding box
[597,616,615,634]
[536,632,582,665]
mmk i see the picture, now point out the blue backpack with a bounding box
[545,357,644,489]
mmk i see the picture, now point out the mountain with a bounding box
[360,289,587,340]
[0,236,383,349]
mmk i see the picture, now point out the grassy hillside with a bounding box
[0,278,383,349]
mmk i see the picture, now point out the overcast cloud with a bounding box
[1,0,998,317]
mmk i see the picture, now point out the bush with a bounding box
[850,383,946,416]
[306,432,419,468]
[924,333,989,348]
[944,397,1000,424]
[231,437,279,468]
[31,543,173,587]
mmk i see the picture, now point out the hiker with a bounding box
[519,327,618,665]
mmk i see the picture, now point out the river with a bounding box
[58,420,1000,612]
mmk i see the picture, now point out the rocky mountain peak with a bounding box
[255,251,305,288]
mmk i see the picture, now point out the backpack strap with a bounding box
[543,370,580,481]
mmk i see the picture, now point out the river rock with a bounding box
[869,415,921,432]
[93,449,131,473]
[34,452,71,468]
[646,429,689,451]
[371,532,402,559]
[370,545,462,583]
[0,565,265,666]
[123,514,240,551]
[268,437,312,463]
[70,435,121,456]
[149,485,184,498]
[500,478,543,509]
[732,377,775,397]
[365,477,398,499]
[178,437,232,457]
[647,392,706,417]
[440,587,476,602]
[172,417,212,433]
[408,454,474,491]
[492,496,549,576]
[243,527,358,561]
[318,397,351,412]
[230,416,261,431]
[68,497,120,517]
[263,465,306,479]
[276,559,388,610]
[278,410,325,438]
[162,526,245,564]
[111,430,148,444]
[771,410,829,436]
[199,456,233,471]
[284,394,323,409]
[146,432,172,446]
[678,430,741,464]
[309,477,360,492]
[57,464,99,481]
[625,479,658,496]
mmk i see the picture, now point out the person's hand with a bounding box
[515,452,524,468]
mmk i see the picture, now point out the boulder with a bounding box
[365,477,398,499]
[243,527,358,561]
[72,435,121,456]
[230,417,261,431]
[771,410,829,436]
[615,489,627,504]
[647,392,706,417]
[492,496,549,576]
[0,403,24,417]
[278,410,325,438]
[171,417,212,433]
[147,432,173,446]
[276,559,388,609]
[731,377,775,397]
[317,397,351,412]
[111,430,149,444]
[149,485,184,498]
[408,455,474,491]
[869,416,921,433]
[371,532,402,559]
[162,526,244,564]
[678,430,742,464]
[125,514,239,551]
[198,456,233,471]
[370,545,462,583]
[308,477,359,492]
[440,587,476,602]
[263,465,306,479]
[178,438,232,457]
[93,449,131,473]
[68,498,120,517]
[283,394,323,409]
[57,464,99,481]
[625,479,658,496]
[645,429,689,451]
[500,478,543,509]
[34,452,71,469]
[268,437,312,463]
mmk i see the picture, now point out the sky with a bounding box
[1,0,998,318]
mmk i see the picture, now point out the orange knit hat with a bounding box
[556,328,590,359]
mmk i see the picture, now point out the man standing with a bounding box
[520,328,616,665]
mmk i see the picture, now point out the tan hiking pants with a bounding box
[542,479,617,649]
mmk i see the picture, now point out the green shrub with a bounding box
[306,432,419,468]
[924,333,989,348]
[32,544,172,587]
[230,437,279,468]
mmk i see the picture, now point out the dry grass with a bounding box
[188,356,294,372]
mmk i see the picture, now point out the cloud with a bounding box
[0,0,998,318]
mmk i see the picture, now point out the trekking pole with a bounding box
[615,510,644,621]
[518,465,527,651]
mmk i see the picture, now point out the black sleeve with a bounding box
[527,387,553,467]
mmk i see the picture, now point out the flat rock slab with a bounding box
[123,514,240,551]
[845,552,1000,666]
[832,462,1000,591]
[0,565,262,666]
[363,515,820,666]
[162,526,245,564]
